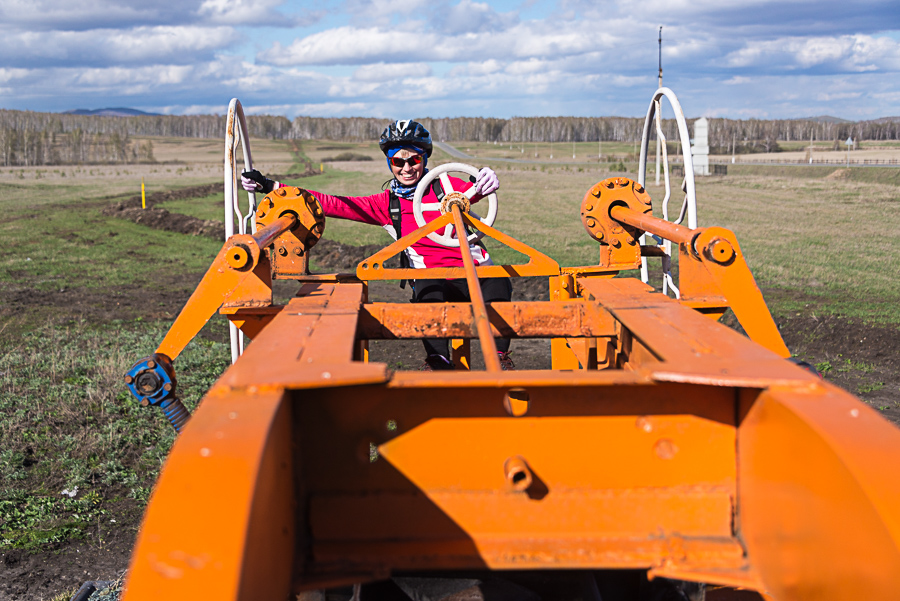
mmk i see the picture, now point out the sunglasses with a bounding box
[389,154,424,168]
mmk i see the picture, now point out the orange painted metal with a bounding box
[357,208,559,281]
[123,178,900,601]
[592,178,790,358]
[255,186,325,277]
[357,300,616,339]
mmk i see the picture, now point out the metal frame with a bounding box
[121,150,900,600]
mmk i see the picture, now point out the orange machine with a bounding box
[121,169,900,601]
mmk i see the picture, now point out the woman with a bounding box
[242,119,514,371]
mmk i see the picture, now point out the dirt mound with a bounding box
[113,170,320,212]
[825,168,852,180]
[102,204,223,238]
[312,239,399,271]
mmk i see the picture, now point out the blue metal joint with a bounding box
[124,353,190,432]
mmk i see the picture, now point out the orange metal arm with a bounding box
[450,204,500,372]
[610,204,694,246]
[155,214,294,360]
[606,201,790,358]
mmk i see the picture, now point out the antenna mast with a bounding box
[656,26,663,185]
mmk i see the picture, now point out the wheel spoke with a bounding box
[421,202,441,212]
[443,224,455,239]
[464,186,478,200]
[439,173,456,195]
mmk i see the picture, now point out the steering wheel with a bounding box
[412,163,498,247]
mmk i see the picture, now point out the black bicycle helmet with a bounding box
[379,119,433,157]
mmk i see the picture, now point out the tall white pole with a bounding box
[656,26,663,185]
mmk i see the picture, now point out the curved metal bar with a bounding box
[224,99,256,363]
[638,88,698,298]
[638,88,697,227]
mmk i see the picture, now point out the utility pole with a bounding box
[809,130,814,164]
[656,26,663,185]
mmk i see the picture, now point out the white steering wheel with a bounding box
[412,162,498,247]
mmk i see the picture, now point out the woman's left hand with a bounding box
[473,167,499,196]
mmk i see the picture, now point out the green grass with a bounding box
[0,319,229,549]
[1,138,899,553]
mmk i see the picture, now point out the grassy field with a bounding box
[1,137,898,596]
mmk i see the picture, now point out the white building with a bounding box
[692,117,710,176]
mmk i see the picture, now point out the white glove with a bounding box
[473,167,499,196]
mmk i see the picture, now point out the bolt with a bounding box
[278,246,288,256]
[136,371,161,394]
[636,185,645,194]
[147,360,156,369]
[226,245,251,270]
[612,239,622,248]
[293,247,304,256]
[562,280,569,289]
[276,188,286,196]
[585,217,597,228]
[123,375,133,384]
[140,399,149,407]
[626,236,636,245]
[163,383,173,392]
[585,203,593,211]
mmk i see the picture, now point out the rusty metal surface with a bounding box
[357,300,616,339]
[255,186,325,278]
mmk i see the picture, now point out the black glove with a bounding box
[241,169,276,194]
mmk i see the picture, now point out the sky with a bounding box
[2,0,900,121]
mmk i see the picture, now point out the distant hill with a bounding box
[63,108,159,117]
[867,116,900,124]
[803,115,852,124]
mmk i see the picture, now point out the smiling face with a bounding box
[389,148,425,186]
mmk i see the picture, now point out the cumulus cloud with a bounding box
[0,0,201,31]
[726,34,900,73]
[2,26,239,68]
[198,0,322,26]
[342,0,432,28]
[434,0,519,35]
[2,0,900,119]
[353,62,434,82]
[257,20,609,66]
[0,0,305,30]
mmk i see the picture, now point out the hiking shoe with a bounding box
[421,354,455,371]
[498,351,516,371]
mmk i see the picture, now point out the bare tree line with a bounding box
[2,108,899,166]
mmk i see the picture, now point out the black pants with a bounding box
[411,277,512,358]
